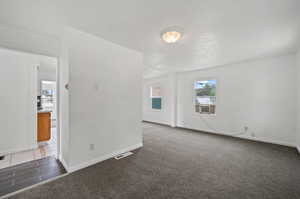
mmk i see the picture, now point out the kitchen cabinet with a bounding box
[37,112,51,142]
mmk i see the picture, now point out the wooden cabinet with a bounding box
[37,112,51,142]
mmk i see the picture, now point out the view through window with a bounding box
[194,80,216,114]
[41,81,57,125]
[150,86,162,110]
[41,81,56,111]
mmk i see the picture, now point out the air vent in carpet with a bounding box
[114,151,133,160]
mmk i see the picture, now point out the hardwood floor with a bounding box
[0,156,66,197]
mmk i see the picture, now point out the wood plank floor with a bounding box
[0,156,66,197]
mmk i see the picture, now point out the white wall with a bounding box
[297,50,300,151]
[62,28,143,171]
[143,54,298,147]
[0,24,143,172]
[177,54,297,146]
[0,48,38,155]
[143,74,176,126]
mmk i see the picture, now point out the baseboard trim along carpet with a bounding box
[142,120,172,127]
[175,125,296,148]
[59,156,69,172]
[67,143,143,173]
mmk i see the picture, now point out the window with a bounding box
[150,86,162,110]
[194,80,216,114]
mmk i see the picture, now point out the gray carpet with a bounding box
[6,122,300,199]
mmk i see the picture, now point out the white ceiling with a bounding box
[0,0,299,77]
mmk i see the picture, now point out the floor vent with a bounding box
[0,156,5,161]
[114,151,133,160]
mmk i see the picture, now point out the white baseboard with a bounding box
[0,144,38,156]
[67,143,143,173]
[237,135,295,148]
[58,155,69,172]
[177,124,295,148]
[143,120,172,127]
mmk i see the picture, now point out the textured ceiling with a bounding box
[0,0,299,77]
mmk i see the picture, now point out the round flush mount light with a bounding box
[161,26,183,44]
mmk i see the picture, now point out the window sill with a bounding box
[150,109,163,112]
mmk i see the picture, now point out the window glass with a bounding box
[194,80,216,114]
[150,86,162,110]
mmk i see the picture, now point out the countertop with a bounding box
[37,109,52,113]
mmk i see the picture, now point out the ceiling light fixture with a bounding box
[161,26,183,44]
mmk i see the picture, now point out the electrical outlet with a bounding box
[89,144,95,151]
[244,126,249,132]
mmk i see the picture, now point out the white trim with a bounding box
[177,124,296,148]
[0,144,38,156]
[54,59,60,168]
[67,143,143,173]
[237,135,295,148]
[58,155,69,172]
[149,84,164,111]
[31,65,38,158]
[170,124,177,128]
[143,120,172,127]
[297,146,300,154]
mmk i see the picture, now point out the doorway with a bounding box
[37,81,58,160]
[0,48,65,197]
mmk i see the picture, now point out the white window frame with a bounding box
[193,78,217,116]
[150,85,163,111]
